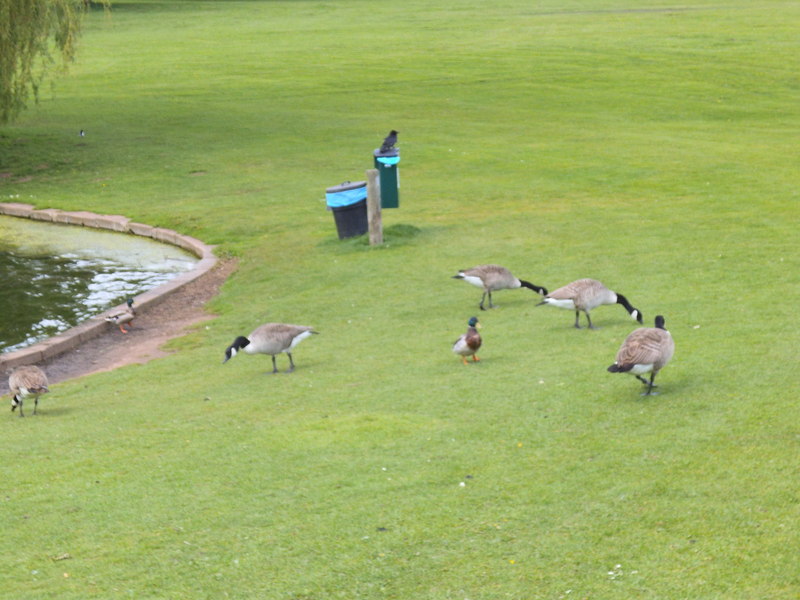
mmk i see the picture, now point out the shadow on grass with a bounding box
[10,405,75,418]
[318,223,426,252]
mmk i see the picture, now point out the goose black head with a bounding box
[223,336,250,363]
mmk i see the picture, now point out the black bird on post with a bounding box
[379,130,398,154]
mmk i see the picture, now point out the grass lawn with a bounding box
[1,0,799,598]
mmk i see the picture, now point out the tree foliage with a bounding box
[0,0,92,124]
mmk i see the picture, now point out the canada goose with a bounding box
[9,365,49,417]
[105,298,136,333]
[223,323,318,374]
[452,264,548,310]
[452,316,482,365]
[537,278,642,329]
[608,315,675,395]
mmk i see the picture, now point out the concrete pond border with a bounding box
[0,202,218,371]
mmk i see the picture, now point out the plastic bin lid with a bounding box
[376,155,400,166]
[326,181,367,208]
[326,180,366,194]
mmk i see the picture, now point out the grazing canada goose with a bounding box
[105,298,136,333]
[223,323,318,374]
[608,315,675,396]
[9,365,49,417]
[537,278,642,329]
[452,264,548,310]
[452,316,482,365]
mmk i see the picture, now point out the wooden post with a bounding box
[366,168,383,246]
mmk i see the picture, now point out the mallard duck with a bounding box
[537,278,642,329]
[9,365,49,417]
[608,315,675,395]
[105,298,136,333]
[452,264,548,310]
[452,316,482,365]
[223,323,318,374]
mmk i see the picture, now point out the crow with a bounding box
[379,130,398,153]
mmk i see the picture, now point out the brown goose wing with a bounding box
[615,328,669,369]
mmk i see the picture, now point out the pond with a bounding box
[0,216,198,353]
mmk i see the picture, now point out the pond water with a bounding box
[0,216,198,353]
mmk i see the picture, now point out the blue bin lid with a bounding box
[326,181,367,208]
[376,155,400,166]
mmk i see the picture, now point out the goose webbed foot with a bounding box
[639,375,659,395]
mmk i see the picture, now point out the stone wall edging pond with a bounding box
[0,202,218,371]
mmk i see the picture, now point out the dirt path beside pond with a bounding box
[0,259,236,397]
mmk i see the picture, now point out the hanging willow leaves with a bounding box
[0,0,105,124]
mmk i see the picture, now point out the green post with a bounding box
[373,149,400,209]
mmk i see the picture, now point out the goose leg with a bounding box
[286,353,296,373]
[479,292,488,311]
[270,355,279,374]
[33,397,38,415]
[586,313,597,330]
[642,373,659,396]
[574,311,582,329]
[487,290,494,309]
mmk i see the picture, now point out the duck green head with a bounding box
[468,316,480,328]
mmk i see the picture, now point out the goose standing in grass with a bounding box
[9,365,49,417]
[537,278,642,329]
[452,264,548,310]
[223,323,318,374]
[608,315,675,396]
[452,317,482,365]
[106,298,136,333]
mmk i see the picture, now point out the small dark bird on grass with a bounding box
[380,130,398,153]
[79,130,85,137]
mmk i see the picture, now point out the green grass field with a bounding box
[2,1,799,598]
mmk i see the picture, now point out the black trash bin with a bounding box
[326,181,368,239]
